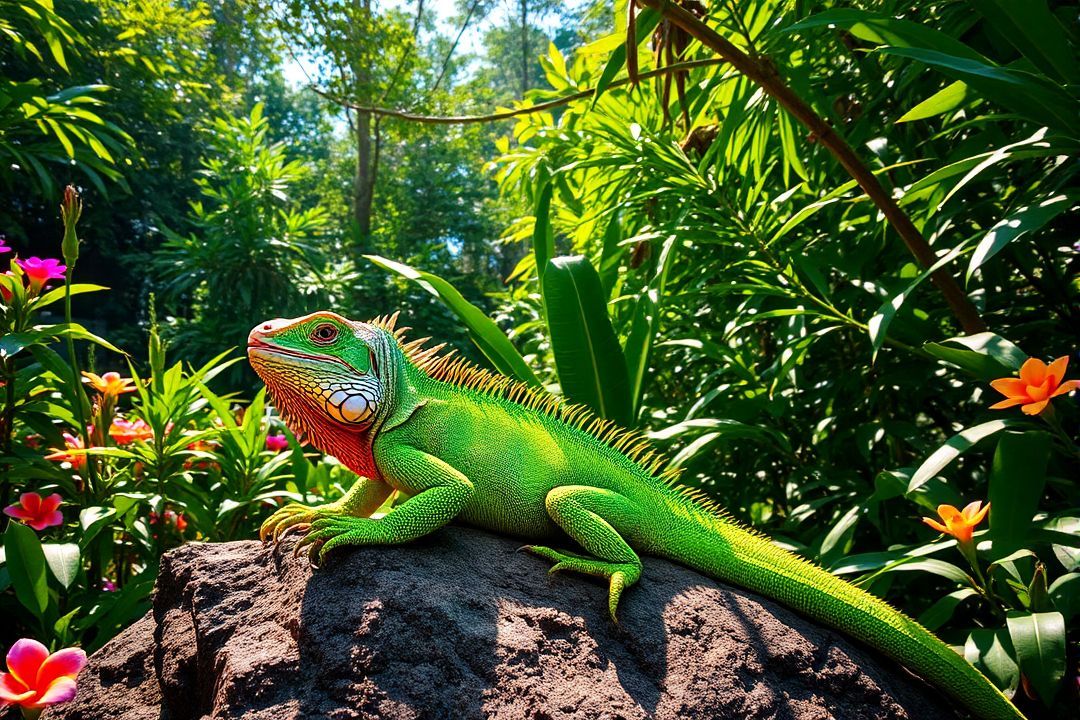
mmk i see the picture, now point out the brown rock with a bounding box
[53,527,958,719]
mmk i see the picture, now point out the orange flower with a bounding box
[989,356,1079,416]
[922,501,990,545]
[82,371,137,397]
[109,418,153,445]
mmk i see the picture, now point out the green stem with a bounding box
[63,267,97,499]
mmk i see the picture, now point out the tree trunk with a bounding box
[352,111,375,253]
[520,0,528,95]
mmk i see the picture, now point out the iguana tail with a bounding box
[655,505,1025,720]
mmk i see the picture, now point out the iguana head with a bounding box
[247,311,390,453]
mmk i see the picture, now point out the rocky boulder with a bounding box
[53,527,957,719]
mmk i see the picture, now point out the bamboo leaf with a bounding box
[908,419,1018,493]
[967,194,1075,282]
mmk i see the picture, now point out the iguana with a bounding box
[248,310,1025,720]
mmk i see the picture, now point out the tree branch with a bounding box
[637,0,985,333]
[312,58,728,124]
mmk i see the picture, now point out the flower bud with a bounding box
[60,185,83,266]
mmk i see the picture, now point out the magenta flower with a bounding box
[0,235,10,253]
[101,579,117,592]
[3,493,64,531]
[16,257,66,294]
[265,433,289,452]
[0,639,86,712]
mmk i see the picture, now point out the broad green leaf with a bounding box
[33,283,110,309]
[1043,517,1080,571]
[1048,573,1080,621]
[964,629,1019,694]
[967,195,1075,282]
[532,180,554,282]
[923,332,1027,381]
[1006,611,1066,705]
[870,557,973,585]
[42,543,80,589]
[366,255,540,386]
[786,10,985,60]
[78,506,118,549]
[819,504,863,562]
[908,419,1017,493]
[989,431,1050,556]
[4,521,49,617]
[919,588,978,631]
[897,81,968,123]
[542,256,632,426]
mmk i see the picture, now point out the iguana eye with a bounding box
[311,323,339,345]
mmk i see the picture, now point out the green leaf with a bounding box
[41,543,80,589]
[1006,611,1066,705]
[819,504,863,562]
[989,431,1051,556]
[868,243,966,358]
[1048,573,1080,622]
[969,0,1079,84]
[967,195,1075,282]
[918,588,978,631]
[964,629,1019,694]
[366,255,540,386]
[908,419,1017,494]
[542,256,632,425]
[532,180,554,282]
[78,506,118,549]
[593,7,661,104]
[923,332,1027,381]
[4,521,49,617]
[897,81,968,123]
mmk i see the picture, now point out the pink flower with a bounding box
[16,257,66,293]
[0,235,9,253]
[3,493,64,531]
[0,638,86,711]
[101,579,117,592]
[265,433,289,452]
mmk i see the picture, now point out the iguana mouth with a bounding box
[247,339,370,378]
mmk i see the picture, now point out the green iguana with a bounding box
[248,310,1025,720]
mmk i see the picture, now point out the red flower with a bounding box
[44,433,86,470]
[265,433,289,452]
[3,493,64,531]
[989,356,1080,416]
[0,638,86,711]
[16,257,66,294]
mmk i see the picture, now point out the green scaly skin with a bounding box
[248,311,1025,720]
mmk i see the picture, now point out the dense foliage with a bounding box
[1,0,1077,717]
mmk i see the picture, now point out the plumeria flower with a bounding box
[3,493,64,531]
[44,433,86,470]
[108,418,153,445]
[82,371,137,397]
[922,501,990,545]
[265,433,289,452]
[15,257,66,294]
[0,638,86,713]
[990,356,1080,416]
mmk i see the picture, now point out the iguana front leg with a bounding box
[260,476,393,543]
[523,485,644,622]
[294,445,474,564]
